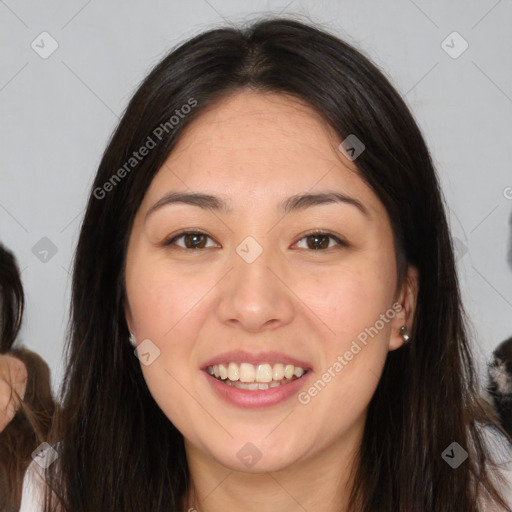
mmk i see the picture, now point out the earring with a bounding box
[129,333,137,346]
[400,325,411,343]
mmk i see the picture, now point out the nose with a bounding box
[215,239,295,333]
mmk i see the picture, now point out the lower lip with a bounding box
[203,370,311,409]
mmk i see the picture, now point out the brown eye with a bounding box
[164,231,218,250]
[294,231,347,251]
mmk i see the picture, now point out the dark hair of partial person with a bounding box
[41,16,512,512]
[0,243,55,511]
[488,336,512,439]
[0,243,24,351]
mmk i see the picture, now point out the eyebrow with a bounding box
[145,190,370,219]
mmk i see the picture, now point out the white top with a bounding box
[20,426,512,511]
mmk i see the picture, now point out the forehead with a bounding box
[141,90,385,220]
[166,90,345,173]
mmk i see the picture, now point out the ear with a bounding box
[388,264,419,351]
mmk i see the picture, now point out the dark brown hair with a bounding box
[0,244,55,510]
[44,16,511,511]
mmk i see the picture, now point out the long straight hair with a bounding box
[45,16,511,511]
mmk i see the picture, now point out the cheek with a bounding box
[292,263,394,412]
[294,263,394,343]
[128,259,206,430]
[293,271,392,438]
[125,254,211,403]
[126,253,208,339]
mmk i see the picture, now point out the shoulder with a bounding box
[477,424,512,511]
[19,443,59,512]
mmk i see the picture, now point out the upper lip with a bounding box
[201,350,313,371]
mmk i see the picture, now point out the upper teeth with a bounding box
[207,362,306,383]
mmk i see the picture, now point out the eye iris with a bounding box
[185,233,206,249]
[308,234,329,250]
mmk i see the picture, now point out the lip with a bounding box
[203,369,312,408]
[201,350,313,371]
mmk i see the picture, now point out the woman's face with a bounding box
[124,90,417,472]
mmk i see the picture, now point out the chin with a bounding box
[202,436,306,474]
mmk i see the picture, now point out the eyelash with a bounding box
[163,229,348,252]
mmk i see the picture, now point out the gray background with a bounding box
[1,0,511,395]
